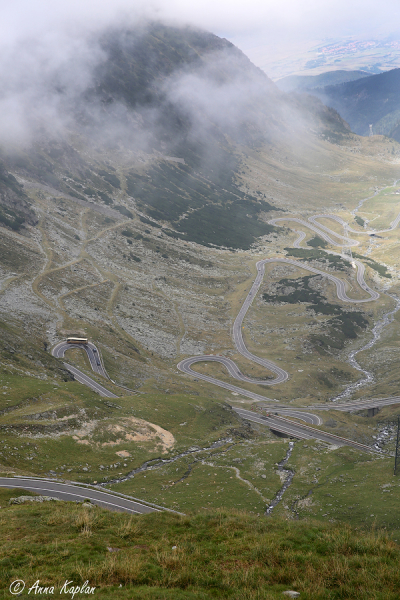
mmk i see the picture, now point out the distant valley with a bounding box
[265,37,400,80]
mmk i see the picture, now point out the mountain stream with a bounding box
[265,441,295,515]
[332,294,400,402]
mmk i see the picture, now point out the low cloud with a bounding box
[0,6,340,157]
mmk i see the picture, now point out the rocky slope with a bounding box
[0,162,37,231]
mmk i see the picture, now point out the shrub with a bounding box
[307,236,328,248]
[115,206,133,218]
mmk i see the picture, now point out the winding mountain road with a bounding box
[45,205,400,462]
[178,205,400,434]
[52,341,119,398]
[232,408,381,453]
[10,190,397,513]
[270,207,400,247]
[50,208,400,432]
[0,477,183,514]
[178,255,379,389]
[270,216,356,247]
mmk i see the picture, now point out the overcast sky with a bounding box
[2,0,400,75]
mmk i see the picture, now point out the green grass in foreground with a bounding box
[0,492,400,599]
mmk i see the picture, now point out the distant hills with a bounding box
[276,70,370,93]
[310,68,400,141]
[264,38,400,81]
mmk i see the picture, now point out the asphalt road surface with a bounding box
[0,477,161,514]
[52,342,119,398]
[52,341,107,377]
[312,396,400,412]
[270,216,355,247]
[233,409,379,454]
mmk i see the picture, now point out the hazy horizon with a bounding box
[3,0,400,79]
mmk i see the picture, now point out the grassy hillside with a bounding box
[0,496,399,599]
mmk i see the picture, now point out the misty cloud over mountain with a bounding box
[0,21,337,157]
[0,20,349,248]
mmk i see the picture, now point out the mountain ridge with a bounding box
[311,67,400,140]
[276,69,370,93]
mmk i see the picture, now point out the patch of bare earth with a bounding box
[73,417,175,454]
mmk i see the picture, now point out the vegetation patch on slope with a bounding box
[306,236,328,248]
[284,247,346,270]
[353,252,392,278]
[127,163,278,249]
[262,275,368,351]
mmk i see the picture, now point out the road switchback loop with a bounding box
[178,253,379,391]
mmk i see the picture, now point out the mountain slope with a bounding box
[1,22,400,536]
[0,162,37,231]
[0,22,351,249]
[313,68,400,139]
